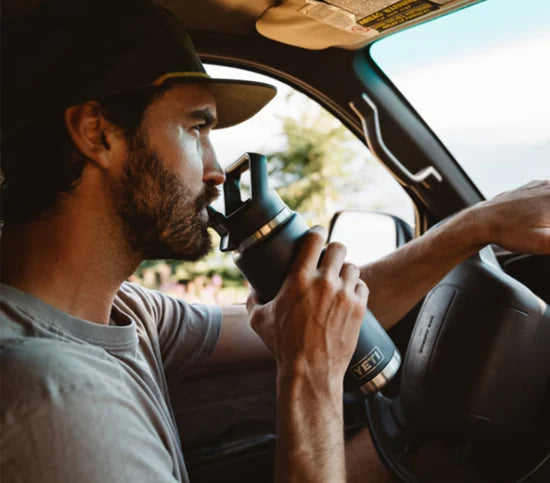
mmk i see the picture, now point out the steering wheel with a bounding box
[364,246,550,482]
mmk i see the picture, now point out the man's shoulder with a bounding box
[115,281,169,320]
[116,280,157,306]
[0,338,179,483]
[1,337,120,424]
[115,281,220,327]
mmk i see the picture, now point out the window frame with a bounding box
[192,29,484,235]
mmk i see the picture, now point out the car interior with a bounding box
[3,0,549,482]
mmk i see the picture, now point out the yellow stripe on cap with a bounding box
[151,72,211,86]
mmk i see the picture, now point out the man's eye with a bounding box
[191,124,204,134]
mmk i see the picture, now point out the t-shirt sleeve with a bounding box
[154,291,222,377]
[118,283,222,378]
[1,388,179,483]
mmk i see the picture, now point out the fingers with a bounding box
[522,179,550,190]
[341,262,369,308]
[354,278,369,305]
[494,179,550,199]
[246,290,265,340]
[246,289,259,313]
[340,262,359,291]
[289,225,327,275]
[320,242,347,279]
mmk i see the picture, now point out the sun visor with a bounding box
[256,0,478,50]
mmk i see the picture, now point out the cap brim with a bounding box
[150,74,276,129]
[207,79,277,129]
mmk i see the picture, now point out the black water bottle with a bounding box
[207,153,401,396]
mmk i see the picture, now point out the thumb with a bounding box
[246,289,261,314]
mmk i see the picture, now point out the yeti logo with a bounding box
[350,347,384,380]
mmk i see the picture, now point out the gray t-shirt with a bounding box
[0,282,222,483]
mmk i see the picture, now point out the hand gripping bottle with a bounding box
[207,153,401,396]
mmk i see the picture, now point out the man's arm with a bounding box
[364,180,550,329]
[247,227,368,482]
[207,305,392,482]
[203,304,273,370]
[362,206,483,329]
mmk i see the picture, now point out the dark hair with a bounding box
[0,85,171,226]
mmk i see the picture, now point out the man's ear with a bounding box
[64,102,125,171]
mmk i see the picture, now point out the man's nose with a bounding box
[202,140,225,186]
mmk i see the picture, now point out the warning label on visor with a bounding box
[299,0,452,37]
[358,0,439,32]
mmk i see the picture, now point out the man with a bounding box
[1,1,549,482]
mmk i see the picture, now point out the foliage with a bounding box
[134,232,244,288]
[265,94,359,226]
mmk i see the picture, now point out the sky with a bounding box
[370,0,550,197]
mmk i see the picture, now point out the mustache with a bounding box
[195,182,220,211]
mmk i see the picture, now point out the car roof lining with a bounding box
[6,0,481,50]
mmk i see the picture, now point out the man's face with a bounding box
[112,84,224,261]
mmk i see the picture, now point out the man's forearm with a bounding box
[363,206,487,329]
[276,370,346,483]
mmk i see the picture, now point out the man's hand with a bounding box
[246,225,368,483]
[246,225,368,382]
[472,180,550,254]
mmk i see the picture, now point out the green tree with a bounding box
[266,94,361,226]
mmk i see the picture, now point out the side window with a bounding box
[130,65,415,303]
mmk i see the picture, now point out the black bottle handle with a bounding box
[223,153,269,214]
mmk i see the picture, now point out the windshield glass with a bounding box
[370,0,550,199]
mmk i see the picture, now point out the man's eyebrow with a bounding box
[189,108,217,127]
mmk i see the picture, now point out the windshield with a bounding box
[370,0,550,199]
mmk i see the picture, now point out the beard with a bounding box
[112,134,219,261]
